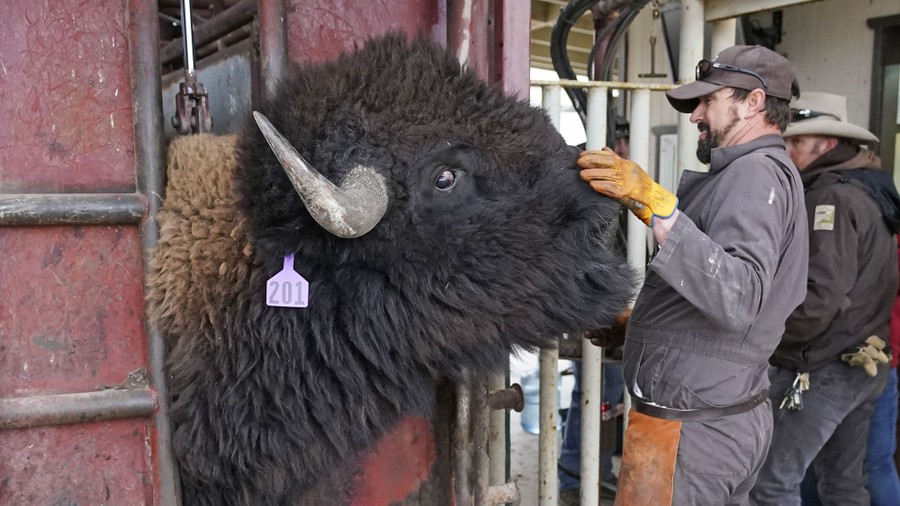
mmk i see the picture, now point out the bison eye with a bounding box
[434,169,457,190]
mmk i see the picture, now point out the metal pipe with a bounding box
[580,343,603,506]
[130,0,181,503]
[488,383,524,412]
[0,389,157,430]
[258,0,287,100]
[538,347,559,506]
[0,193,145,226]
[628,89,651,278]
[585,87,608,150]
[454,378,473,505]
[539,84,562,506]
[179,0,196,73]
[676,0,704,182]
[579,86,610,506]
[530,79,676,90]
[160,0,257,66]
[488,373,509,489]
[472,377,490,506]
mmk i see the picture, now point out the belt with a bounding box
[631,389,769,422]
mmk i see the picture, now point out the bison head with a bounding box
[151,32,634,505]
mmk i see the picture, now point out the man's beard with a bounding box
[696,109,739,164]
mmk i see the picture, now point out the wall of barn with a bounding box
[775,0,899,133]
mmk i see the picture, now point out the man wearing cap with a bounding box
[750,92,900,505]
[576,45,808,504]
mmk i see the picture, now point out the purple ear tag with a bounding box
[266,254,309,308]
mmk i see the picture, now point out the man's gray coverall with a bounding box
[623,135,808,505]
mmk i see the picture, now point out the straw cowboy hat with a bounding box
[783,91,878,145]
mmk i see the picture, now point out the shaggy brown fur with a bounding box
[149,134,255,339]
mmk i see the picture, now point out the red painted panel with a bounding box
[284,0,447,64]
[0,226,148,397]
[0,0,136,193]
[497,0,532,99]
[352,416,437,505]
[0,420,154,504]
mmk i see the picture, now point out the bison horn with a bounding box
[253,111,388,239]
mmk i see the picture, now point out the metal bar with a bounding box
[585,87,608,150]
[677,0,704,182]
[488,384,523,413]
[179,0,197,72]
[0,193,145,226]
[0,389,157,430]
[446,0,491,82]
[629,89,651,277]
[454,378,473,505]
[538,84,562,506]
[488,373,509,489]
[472,377,490,506]
[160,0,257,66]
[705,0,816,22]
[579,87,609,506]
[538,347,559,506]
[129,0,182,503]
[530,79,677,90]
[258,0,287,100]
[580,343,603,506]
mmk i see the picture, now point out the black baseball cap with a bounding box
[666,45,800,113]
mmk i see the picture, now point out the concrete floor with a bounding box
[508,353,617,506]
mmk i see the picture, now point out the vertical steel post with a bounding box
[179,0,196,74]
[538,83,562,506]
[488,372,508,488]
[129,0,181,503]
[454,379,473,505]
[258,0,287,99]
[629,89,651,278]
[538,348,560,506]
[472,376,490,505]
[580,86,609,506]
[676,0,704,181]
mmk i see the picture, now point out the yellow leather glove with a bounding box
[578,148,678,227]
[841,335,890,377]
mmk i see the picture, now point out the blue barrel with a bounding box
[519,369,560,434]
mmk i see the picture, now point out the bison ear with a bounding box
[253,111,388,239]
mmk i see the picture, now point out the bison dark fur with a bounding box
[148,32,634,505]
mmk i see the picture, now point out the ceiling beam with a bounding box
[705,0,819,21]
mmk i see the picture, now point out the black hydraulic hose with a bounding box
[550,0,600,124]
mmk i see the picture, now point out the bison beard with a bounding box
[147,32,634,505]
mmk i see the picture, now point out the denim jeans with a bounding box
[558,361,624,491]
[751,361,888,506]
[800,367,900,506]
[865,367,900,505]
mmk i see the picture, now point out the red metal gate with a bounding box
[0,1,528,504]
[0,0,177,503]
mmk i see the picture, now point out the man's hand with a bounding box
[578,148,678,227]
[841,335,890,377]
[584,307,633,349]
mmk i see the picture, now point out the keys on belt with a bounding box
[780,371,810,411]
